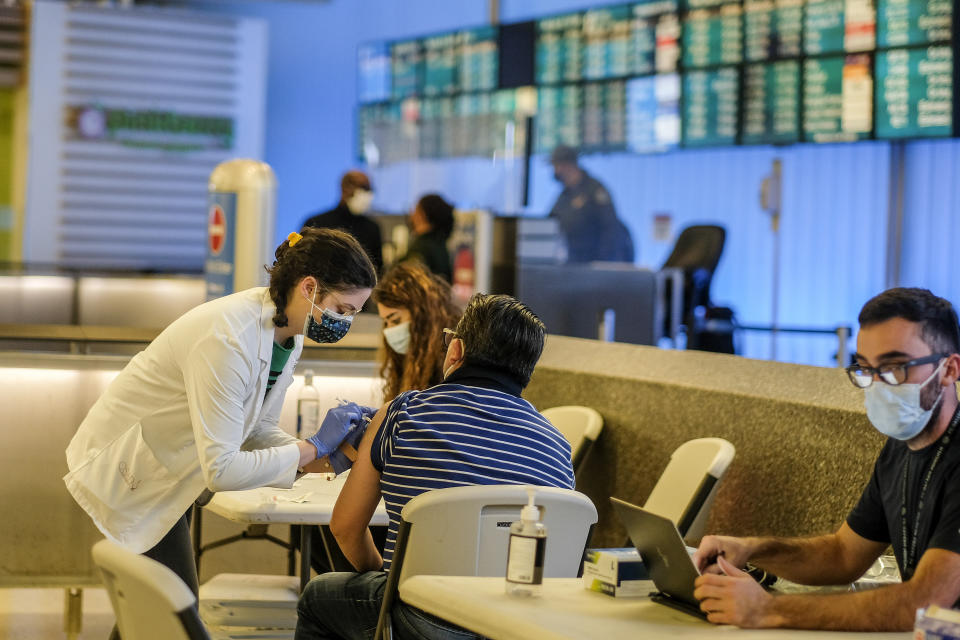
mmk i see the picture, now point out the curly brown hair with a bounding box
[266,228,377,327]
[372,262,462,400]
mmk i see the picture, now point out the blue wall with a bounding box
[191,0,959,366]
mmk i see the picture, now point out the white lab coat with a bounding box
[64,287,302,553]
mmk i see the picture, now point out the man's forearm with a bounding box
[334,528,382,573]
[749,535,861,585]
[766,583,918,631]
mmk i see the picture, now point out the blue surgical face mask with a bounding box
[863,360,945,441]
[382,321,411,355]
[302,292,353,343]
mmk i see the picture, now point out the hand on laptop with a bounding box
[693,556,778,627]
[693,535,752,575]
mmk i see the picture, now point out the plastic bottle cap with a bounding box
[304,369,315,385]
[521,486,540,523]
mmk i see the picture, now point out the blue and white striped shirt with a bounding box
[370,364,575,570]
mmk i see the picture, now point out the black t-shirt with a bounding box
[846,406,960,582]
[302,202,383,274]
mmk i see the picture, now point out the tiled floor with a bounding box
[0,587,115,640]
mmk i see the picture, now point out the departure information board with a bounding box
[536,13,583,84]
[803,54,874,141]
[742,60,801,143]
[683,67,740,146]
[804,0,877,54]
[391,40,422,99]
[459,26,499,92]
[743,0,803,61]
[626,73,681,152]
[683,0,744,68]
[877,0,952,48]
[632,1,681,74]
[876,45,953,137]
[359,1,958,164]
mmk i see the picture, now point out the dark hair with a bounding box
[859,287,960,354]
[372,262,462,400]
[417,194,455,240]
[266,228,377,327]
[454,293,546,387]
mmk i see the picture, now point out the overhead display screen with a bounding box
[743,0,803,61]
[423,33,457,96]
[803,54,874,142]
[359,1,958,164]
[877,0,952,48]
[459,26,499,92]
[391,40,422,99]
[804,0,877,54]
[876,45,953,138]
[682,0,744,68]
[683,67,740,146]
[583,6,633,79]
[632,1,681,74]
[536,13,583,84]
[626,73,681,152]
[742,60,802,143]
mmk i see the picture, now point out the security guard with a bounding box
[548,145,634,264]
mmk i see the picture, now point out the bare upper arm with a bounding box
[834,522,889,580]
[329,405,388,538]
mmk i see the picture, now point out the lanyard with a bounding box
[899,408,960,575]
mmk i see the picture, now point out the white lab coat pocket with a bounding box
[64,422,178,543]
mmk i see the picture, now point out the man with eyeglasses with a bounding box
[295,294,575,640]
[692,287,960,631]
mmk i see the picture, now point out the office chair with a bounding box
[373,484,598,640]
[639,437,736,542]
[541,405,603,474]
[92,539,210,640]
[661,225,736,353]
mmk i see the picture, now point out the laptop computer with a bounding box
[609,496,707,620]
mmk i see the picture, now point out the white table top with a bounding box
[399,576,911,640]
[206,473,389,526]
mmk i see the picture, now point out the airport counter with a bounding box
[2,330,880,587]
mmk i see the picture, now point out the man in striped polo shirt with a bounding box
[296,294,575,640]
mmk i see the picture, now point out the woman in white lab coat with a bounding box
[64,228,378,601]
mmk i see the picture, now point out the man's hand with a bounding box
[694,535,753,575]
[694,556,779,627]
[305,402,374,459]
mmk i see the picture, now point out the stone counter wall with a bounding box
[523,336,885,548]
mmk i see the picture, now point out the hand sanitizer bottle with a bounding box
[505,487,546,597]
[296,369,319,438]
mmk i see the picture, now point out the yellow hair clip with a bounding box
[287,231,302,246]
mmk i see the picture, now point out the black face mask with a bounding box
[553,171,563,183]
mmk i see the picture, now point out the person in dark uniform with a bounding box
[548,145,634,264]
[302,170,383,274]
[401,193,454,282]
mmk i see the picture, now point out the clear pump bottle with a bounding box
[505,487,546,597]
[296,369,319,438]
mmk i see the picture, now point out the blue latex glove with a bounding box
[306,402,368,459]
[329,405,376,474]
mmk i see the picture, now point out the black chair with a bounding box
[661,225,736,353]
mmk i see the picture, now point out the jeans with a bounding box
[108,509,198,640]
[295,571,481,640]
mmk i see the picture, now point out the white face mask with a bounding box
[347,188,374,215]
[382,321,411,355]
[863,360,945,441]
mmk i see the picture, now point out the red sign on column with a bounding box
[208,204,226,255]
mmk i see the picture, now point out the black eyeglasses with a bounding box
[845,353,947,389]
[442,328,457,348]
